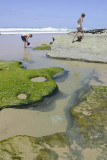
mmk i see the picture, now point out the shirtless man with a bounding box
[72,13,85,43]
[21,34,32,48]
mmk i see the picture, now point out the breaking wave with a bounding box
[0,27,76,35]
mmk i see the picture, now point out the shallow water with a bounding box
[0,34,107,141]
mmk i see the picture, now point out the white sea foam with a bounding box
[0,27,76,35]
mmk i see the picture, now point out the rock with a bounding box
[0,61,64,110]
[47,29,107,63]
[0,133,69,160]
[71,85,107,145]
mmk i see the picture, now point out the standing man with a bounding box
[21,34,32,48]
[72,13,85,43]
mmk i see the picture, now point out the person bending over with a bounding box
[72,13,85,43]
[21,34,32,48]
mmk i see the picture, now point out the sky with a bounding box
[0,0,107,29]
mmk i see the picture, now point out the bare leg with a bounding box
[82,30,84,40]
[26,39,30,46]
[72,31,78,43]
[24,41,26,48]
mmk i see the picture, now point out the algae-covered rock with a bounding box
[71,86,107,143]
[33,45,51,50]
[0,61,63,110]
[0,133,69,160]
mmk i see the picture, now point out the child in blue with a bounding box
[21,34,32,48]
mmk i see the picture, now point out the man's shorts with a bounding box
[77,26,83,32]
[21,36,26,41]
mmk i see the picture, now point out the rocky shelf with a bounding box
[47,29,107,63]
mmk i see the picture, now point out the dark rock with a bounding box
[84,29,106,34]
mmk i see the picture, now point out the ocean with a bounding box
[0,27,76,35]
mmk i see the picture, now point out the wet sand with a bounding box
[0,34,59,61]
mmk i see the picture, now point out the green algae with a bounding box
[33,45,51,50]
[0,133,68,160]
[71,85,107,143]
[0,61,63,110]
[39,133,68,148]
[36,148,58,160]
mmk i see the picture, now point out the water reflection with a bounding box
[23,48,32,62]
[71,65,81,87]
